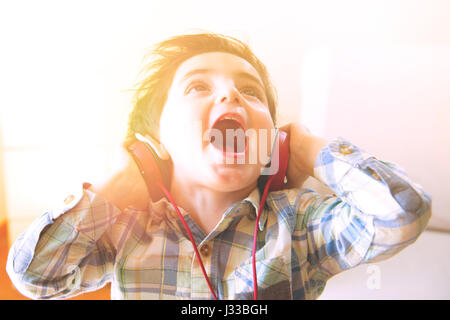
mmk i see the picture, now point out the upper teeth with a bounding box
[219,115,242,124]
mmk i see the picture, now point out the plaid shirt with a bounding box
[7,137,431,300]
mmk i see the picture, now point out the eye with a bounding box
[186,82,210,95]
[241,87,263,100]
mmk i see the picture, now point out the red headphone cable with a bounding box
[156,176,275,300]
[157,180,218,300]
[252,173,276,300]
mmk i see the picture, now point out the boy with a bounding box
[7,32,431,300]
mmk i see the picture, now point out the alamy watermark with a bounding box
[193,120,281,176]
[366,265,381,290]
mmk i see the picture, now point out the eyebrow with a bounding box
[180,68,265,89]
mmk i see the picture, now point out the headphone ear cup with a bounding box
[257,130,290,193]
[127,140,173,202]
[144,142,173,196]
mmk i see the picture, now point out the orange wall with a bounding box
[0,121,7,229]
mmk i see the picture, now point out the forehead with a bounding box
[172,51,263,84]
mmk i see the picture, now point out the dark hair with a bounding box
[126,32,278,141]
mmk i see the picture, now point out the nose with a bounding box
[215,82,244,106]
[211,81,249,128]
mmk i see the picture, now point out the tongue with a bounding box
[211,119,246,153]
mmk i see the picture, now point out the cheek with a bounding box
[248,107,276,164]
[159,99,205,162]
[252,106,275,130]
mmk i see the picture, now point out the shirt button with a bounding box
[200,244,211,257]
[372,170,382,181]
[339,144,353,155]
[64,194,75,205]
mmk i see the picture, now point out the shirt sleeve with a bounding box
[6,182,122,300]
[293,136,432,278]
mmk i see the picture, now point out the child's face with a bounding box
[159,52,275,192]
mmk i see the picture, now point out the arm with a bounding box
[284,123,431,277]
[6,183,122,299]
[6,145,150,299]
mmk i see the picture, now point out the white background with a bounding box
[0,0,449,299]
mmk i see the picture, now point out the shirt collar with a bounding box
[241,187,268,231]
[150,186,269,232]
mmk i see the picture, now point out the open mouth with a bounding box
[209,114,248,155]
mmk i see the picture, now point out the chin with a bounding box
[208,163,260,192]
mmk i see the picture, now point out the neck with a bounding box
[168,166,256,234]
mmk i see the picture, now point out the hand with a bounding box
[279,122,328,189]
[88,140,150,211]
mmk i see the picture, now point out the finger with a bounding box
[278,122,292,134]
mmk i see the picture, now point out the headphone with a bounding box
[126,129,290,300]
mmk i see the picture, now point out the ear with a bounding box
[135,133,170,160]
